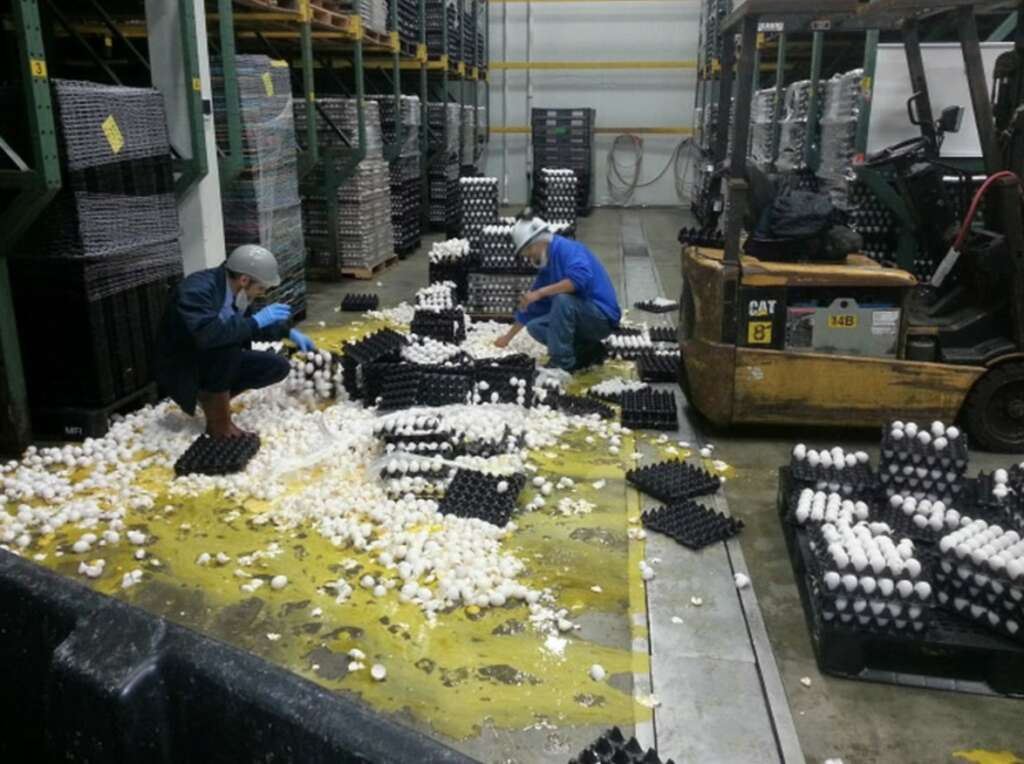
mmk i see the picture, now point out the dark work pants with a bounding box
[197,346,290,397]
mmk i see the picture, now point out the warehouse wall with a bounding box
[484,0,698,208]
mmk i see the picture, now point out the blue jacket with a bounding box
[515,235,622,326]
[155,266,288,415]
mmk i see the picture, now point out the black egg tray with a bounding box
[877,471,966,505]
[676,226,725,249]
[636,352,681,383]
[601,343,652,361]
[612,326,644,337]
[340,293,379,312]
[374,368,422,411]
[384,437,460,458]
[409,308,467,344]
[587,383,650,405]
[340,329,407,398]
[935,577,1024,644]
[648,326,677,343]
[174,433,261,477]
[788,459,876,496]
[569,726,674,764]
[437,469,527,527]
[811,576,932,637]
[418,371,473,407]
[620,389,678,431]
[934,566,1024,624]
[973,472,1024,531]
[805,525,927,585]
[557,393,614,420]
[474,363,536,407]
[642,500,743,550]
[880,427,969,469]
[873,505,951,544]
[626,460,721,503]
[633,299,679,314]
[934,548,1024,604]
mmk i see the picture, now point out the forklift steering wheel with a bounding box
[863,136,930,167]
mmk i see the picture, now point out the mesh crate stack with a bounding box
[776,80,817,173]
[13,79,183,428]
[426,0,459,59]
[702,0,733,64]
[324,0,388,35]
[387,0,419,41]
[428,102,462,233]
[531,107,595,216]
[817,69,864,210]
[748,88,778,166]
[372,94,422,257]
[535,168,578,231]
[460,104,477,173]
[295,98,395,276]
[213,56,306,316]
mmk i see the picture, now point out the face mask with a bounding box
[536,248,549,268]
[234,288,250,313]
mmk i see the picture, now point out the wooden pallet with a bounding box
[340,256,399,280]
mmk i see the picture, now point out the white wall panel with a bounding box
[486,0,700,207]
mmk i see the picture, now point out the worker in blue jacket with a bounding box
[155,245,315,438]
[495,215,621,370]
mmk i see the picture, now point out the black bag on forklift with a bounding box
[747,189,860,263]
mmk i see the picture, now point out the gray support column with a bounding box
[145,0,225,273]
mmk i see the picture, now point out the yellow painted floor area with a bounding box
[22,322,669,745]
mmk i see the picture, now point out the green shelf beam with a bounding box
[174,0,210,198]
[216,0,244,187]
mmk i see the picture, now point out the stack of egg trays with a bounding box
[878,426,969,504]
[409,307,467,343]
[379,456,454,498]
[788,455,877,498]
[648,326,676,343]
[632,299,679,314]
[636,351,681,384]
[339,328,407,398]
[620,389,678,431]
[973,468,1024,530]
[438,469,527,527]
[642,500,744,551]
[933,546,1024,643]
[677,226,726,250]
[340,293,380,311]
[174,433,261,477]
[474,357,536,407]
[587,382,651,405]
[626,460,721,504]
[805,523,935,636]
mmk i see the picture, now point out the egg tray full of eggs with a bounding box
[648,326,677,344]
[641,500,744,551]
[805,523,935,635]
[878,421,969,503]
[636,351,682,384]
[409,307,467,345]
[339,328,408,399]
[934,520,1024,643]
[379,457,455,498]
[620,389,679,432]
[602,333,654,360]
[788,445,876,498]
[472,364,536,408]
[626,460,722,505]
[556,393,615,420]
[437,469,527,527]
[286,350,343,400]
[586,378,651,405]
[569,726,675,764]
[173,433,262,477]
[880,494,980,545]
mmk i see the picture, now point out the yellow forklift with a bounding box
[680,0,1024,450]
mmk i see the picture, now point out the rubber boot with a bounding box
[197,391,244,438]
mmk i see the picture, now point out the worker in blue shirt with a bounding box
[495,215,621,370]
[155,245,316,438]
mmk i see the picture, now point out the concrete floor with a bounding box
[307,208,1024,764]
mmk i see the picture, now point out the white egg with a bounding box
[917,431,932,446]
[891,429,905,441]
[995,468,1009,485]
[946,426,960,440]
[793,444,807,461]
[931,421,945,437]
[905,422,918,437]
[892,420,905,431]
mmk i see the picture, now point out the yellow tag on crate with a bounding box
[271,59,289,68]
[828,314,858,329]
[262,71,275,96]
[101,115,124,154]
[30,58,47,79]
[747,321,773,345]
[192,77,201,92]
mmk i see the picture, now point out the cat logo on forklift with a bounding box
[747,299,777,345]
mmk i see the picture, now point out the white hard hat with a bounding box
[511,215,551,257]
[225,244,282,287]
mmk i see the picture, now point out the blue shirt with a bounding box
[515,235,622,326]
[219,283,235,321]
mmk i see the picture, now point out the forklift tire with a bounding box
[964,363,1024,452]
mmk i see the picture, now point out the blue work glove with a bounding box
[289,329,316,352]
[253,303,291,329]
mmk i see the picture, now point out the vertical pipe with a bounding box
[854,29,879,158]
[724,16,757,265]
[804,29,824,171]
[770,33,786,167]
[501,0,509,201]
[301,3,318,175]
[958,6,1001,174]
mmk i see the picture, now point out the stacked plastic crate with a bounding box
[373,94,422,257]
[817,69,864,210]
[213,56,306,316]
[296,98,395,276]
[328,0,388,34]
[748,88,778,167]
[426,0,459,59]
[428,102,462,233]
[776,80,817,174]
[12,79,183,433]
[386,0,419,41]
[531,107,595,216]
[535,168,578,232]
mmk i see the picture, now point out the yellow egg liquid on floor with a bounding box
[25,323,656,743]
